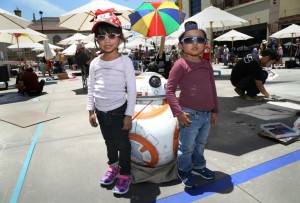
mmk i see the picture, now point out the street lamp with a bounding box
[39,11,44,33]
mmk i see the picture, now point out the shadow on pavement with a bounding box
[0,91,48,105]
[207,96,299,156]
[72,88,87,95]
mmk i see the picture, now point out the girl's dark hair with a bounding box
[94,22,124,42]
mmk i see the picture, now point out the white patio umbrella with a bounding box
[269,24,300,58]
[62,44,77,56]
[84,41,97,49]
[37,50,55,58]
[7,42,43,49]
[125,37,154,48]
[0,8,32,29]
[31,43,63,51]
[43,41,54,60]
[214,29,253,49]
[58,33,87,45]
[269,24,300,39]
[0,28,47,61]
[183,6,248,45]
[59,0,133,31]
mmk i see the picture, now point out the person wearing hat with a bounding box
[86,8,136,195]
[166,21,219,188]
[213,45,220,64]
[230,48,279,101]
[75,43,91,74]
[259,39,268,55]
[223,44,229,65]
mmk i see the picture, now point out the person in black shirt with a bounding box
[75,43,91,73]
[230,48,279,101]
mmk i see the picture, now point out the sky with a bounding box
[0,0,149,21]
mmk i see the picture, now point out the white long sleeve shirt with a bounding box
[86,55,136,116]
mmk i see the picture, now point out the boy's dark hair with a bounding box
[261,48,279,61]
[94,22,125,42]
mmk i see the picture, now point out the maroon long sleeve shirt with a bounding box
[166,58,219,117]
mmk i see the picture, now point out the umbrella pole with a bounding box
[210,22,213,48]
[179,0,183,23]
[16,37,21,65]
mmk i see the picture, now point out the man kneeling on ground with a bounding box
[22,67,45,96]
[230,48,279,101]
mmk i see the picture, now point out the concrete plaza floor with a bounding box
[0,64,300,203]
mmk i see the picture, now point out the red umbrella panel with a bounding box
[129,1,185,37]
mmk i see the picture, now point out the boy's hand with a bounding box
[177,112,191,127]
[211,113,218,124]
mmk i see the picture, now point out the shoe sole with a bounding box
[191,170,215,180]
[112,183,131,195]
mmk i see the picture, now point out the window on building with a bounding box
[53,35,61,45]
[190,0,201,16]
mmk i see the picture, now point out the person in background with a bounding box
[202,43,212,63]
[87,9,136,195]
[213,45,220,64]
[75,43,91,75]
[67,56,73,70]
[259,39,268,55]
[230,48,279,101]
[295,38,300,65]
[223,44,229,65]
[22,67,45,96]
[166,21,219,188]
[53,48,63,73]
[170,45,179,66]
[277,46,283,67]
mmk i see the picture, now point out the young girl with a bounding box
[166,21,219,188]
[86,9,136,195]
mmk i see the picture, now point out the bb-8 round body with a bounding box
[129,72,178,167]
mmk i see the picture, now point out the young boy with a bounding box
[166,21,219,188]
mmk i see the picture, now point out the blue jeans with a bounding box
[178,107,211,173]
[95,102,131,175]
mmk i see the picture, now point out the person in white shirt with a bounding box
[86,8,136,195]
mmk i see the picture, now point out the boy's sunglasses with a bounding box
[181,36,206,44]
[95,33,120,41]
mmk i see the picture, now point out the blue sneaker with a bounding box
[191,167,215,179]
[178,171,197,188]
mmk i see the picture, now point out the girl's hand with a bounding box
[122,116,132,130]
[89,113,98,127]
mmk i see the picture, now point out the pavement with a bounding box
[0,62,300,203]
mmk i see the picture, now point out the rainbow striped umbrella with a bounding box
[129,1,185,37]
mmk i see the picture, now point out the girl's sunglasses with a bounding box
[95,33,120,41]
[181,36,206,44]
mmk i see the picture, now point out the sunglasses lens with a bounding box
[182,37,206,44]
[197,37,206,44]
[97,35,105,41]
[108,34,116,39]
[183,37,194,44]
